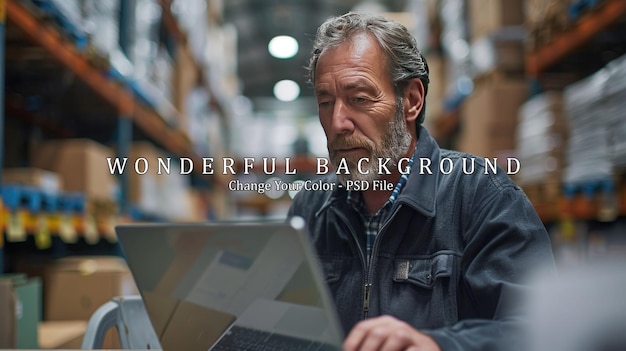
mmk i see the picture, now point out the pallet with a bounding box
[563,177,622,222]
[2,185,47,244]
[2,185,88,214]
[1,185,93,244]
[2,185,44,212]
[58,192,86,213]
[563,178,615,198]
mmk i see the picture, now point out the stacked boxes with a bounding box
[516,92,568,204]
[468,0,526,76]
[457,0,530,160]
[83,0,122,60]
[605,55,626,169]
[44,257,137,321]
[130,0,178,126]
[468,0,525,40]
[563,66,612,185]
[12,255,137,349]
[2,168,63,195]
[2,140,121,245]
[41,256,137,348]
[172,0,211,64]
[29,139,117,202]
[457,78,528,159]
[0,274,42,349]
[20,138,204,223]
[516,92,568,186]
[56,0,180,128]
[563,54,626,185]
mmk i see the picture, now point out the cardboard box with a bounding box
[29,139,117,201]
[38,321,87,349]
[469,0,524,39]
[457,78,528,158]
[0,280,17,348]
[44,256,138,321]
[0,274,42,349]
[38,320,120,349]
[2,168,63,194]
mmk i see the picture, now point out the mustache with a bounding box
[329,136,373,152]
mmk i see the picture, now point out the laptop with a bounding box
[116,217,344,351]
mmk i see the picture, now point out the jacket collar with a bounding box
[396,125,439,217]
[316,125,440,218]
[315,174,345,217]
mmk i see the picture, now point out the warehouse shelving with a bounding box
[522,0,626,223]
[0,0,230,273]
[158,0,227,120]
[4,0,219,177]
[527,0,626,77]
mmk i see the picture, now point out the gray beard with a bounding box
[335,100,412,185]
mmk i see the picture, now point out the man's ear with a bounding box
[403,78,425,124]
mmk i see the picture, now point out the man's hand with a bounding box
[343,315,442,351]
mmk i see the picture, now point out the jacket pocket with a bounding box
[392,254,454,289]
[390,253,459,325]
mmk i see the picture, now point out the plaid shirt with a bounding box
[347,149,416,266]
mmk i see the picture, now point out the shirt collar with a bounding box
[346,147,417,215]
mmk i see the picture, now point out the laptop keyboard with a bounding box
[211,326,339,351]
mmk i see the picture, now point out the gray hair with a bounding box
[308,12,430,124]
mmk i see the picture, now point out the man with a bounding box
[287,12,556,351]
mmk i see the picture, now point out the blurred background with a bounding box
[0,0,625,348]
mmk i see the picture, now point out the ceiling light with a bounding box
[273,80,300,102]
[268,35,299,59]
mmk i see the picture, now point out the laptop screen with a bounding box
[116,219,343,351]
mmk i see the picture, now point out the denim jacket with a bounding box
[287,126,556,350]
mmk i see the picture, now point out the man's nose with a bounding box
[331,100,355,134]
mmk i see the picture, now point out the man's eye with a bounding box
[318,101,332,107]
[353,97,368,103]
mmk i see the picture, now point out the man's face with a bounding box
[314,33,412,184]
